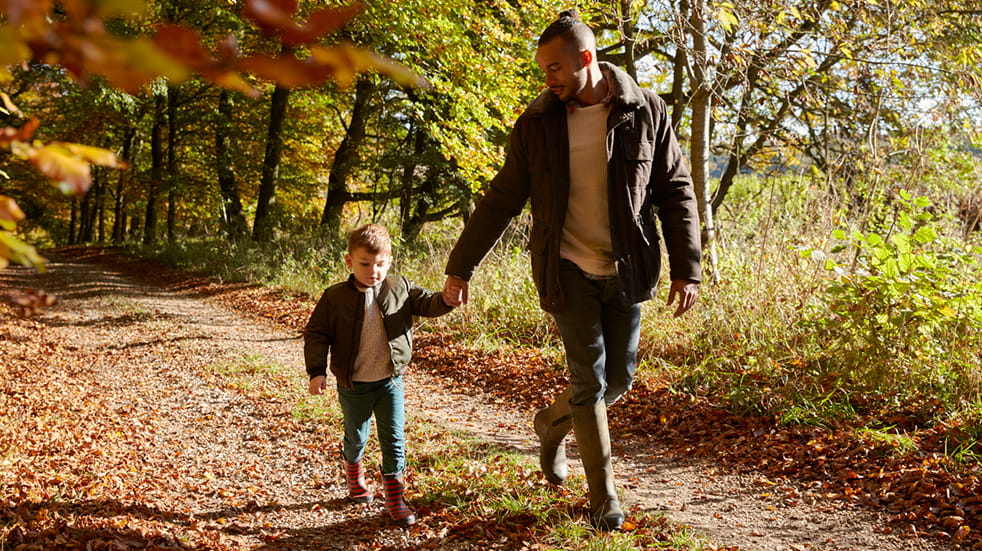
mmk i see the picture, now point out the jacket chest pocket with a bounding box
[623,138,654,161]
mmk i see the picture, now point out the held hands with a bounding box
[308,375,327,395]
[666,279,699,318]
[443,275,469,307]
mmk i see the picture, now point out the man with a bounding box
[443,10,701,531]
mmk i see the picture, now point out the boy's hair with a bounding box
[538,9,596,53]
[347,223,392,256]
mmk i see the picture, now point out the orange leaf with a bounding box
[0,194,25,227]
[29,143,92,194]
[236,54,331,88]
[281,3,364,47]
[0,0,54,26]
[152,25,214,70]
[242,0,299,35]
[0,117,40,146]
[309,44,428,89]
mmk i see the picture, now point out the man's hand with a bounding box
[308,375,327,395]
[666,279,699,318]
[443,275,469,307]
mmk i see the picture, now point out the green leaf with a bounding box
[890,234,911,254]
[915,254,936,270]
[913,226,937,245]
[872,245,892,261]
[898,253,914,273]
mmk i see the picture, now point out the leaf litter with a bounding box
[0,247,974,550]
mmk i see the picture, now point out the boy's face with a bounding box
[345,246,391,288]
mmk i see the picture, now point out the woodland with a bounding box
[0,0,977,255]
[2,0,982,548]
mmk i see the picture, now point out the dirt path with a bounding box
[0,253,952,550]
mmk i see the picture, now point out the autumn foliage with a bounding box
[0,0,424,269]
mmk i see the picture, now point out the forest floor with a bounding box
[0,247,974,550]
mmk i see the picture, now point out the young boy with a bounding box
[304,223,454,527]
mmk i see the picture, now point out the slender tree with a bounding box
[215,89,248,238]
[144,89,167,245]
[113,128,136,244]
[685,0,719,281]
[251,83,290,242]
[166,84,179,243]
[320,77,373,233]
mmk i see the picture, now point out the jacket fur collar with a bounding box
[525,62,644,116]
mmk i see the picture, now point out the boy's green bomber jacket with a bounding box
[303,274,453,389]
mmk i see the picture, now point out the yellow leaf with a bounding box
[309,43,427,89]
[204,69,262,99]
[718,8,739,33]
[124,38,192,84]
[62,142,126,169]
[0,26,31,67]
[0,91,24,117]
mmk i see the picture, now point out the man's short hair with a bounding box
[538,9,596,52]
[348,223,392,256]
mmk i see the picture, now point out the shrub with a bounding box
[800,190,982,402]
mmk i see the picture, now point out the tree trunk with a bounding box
[166,85,179,243]
[320,78,373,233]
[620,0,638,82]
[113,128,135,244]
[671,0,689,132]
[94,169,106,242]
[144,91,166,245]
[129,213,140,241]
[90,167,106,243]
[252,84,291,242]
[215,89,248,239]
[77,187,93,243]
[68,198,78,245]
[687,0,720,283]
[399,125,425,238]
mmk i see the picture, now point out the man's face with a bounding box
[345,247,391,288]
[535,37,587,103]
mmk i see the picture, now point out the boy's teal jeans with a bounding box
[338,375,406,475]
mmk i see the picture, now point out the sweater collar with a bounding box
[347,274,386,295]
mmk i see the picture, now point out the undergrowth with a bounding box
[137,171,982,461]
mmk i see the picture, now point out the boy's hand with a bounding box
[443,275,468,306]
[308,375,327,395]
